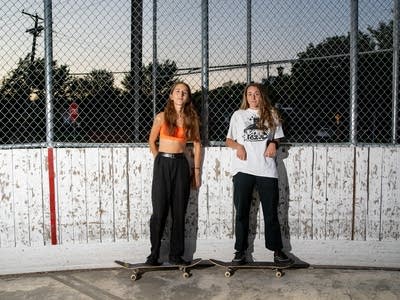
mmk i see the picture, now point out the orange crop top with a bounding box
[160,123,187,142]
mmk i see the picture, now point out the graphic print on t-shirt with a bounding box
[242,115,272,142]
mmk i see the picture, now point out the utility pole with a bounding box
[22,10,44,63]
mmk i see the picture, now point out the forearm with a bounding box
[148,140,158,157]
[193,141,202,169]
[148,112,162,157]
[265,138,280,157]
[226,137,247,160]
[226,138,242,150]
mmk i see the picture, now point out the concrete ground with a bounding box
[1,262,400,300]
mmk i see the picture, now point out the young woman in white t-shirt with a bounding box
[226,83,293,265]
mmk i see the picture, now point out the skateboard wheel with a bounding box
[275,271,282,278]
[183,272,190,279]
[131,273,138,281]
[224,271,231,278]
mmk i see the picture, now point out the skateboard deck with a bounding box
[209,258,294,278]
[115,258,202,281]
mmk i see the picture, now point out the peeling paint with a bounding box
[0,146,399,249]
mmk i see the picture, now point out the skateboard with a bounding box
[114,258,202,281]
[209,258,294,278]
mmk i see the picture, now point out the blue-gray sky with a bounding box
[0,0,393,89]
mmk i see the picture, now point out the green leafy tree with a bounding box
[69,70,124,143]
[358,21,393,143]
[368,21,393,50]
[121,60,178,142]
[204,82,245,141]
[0,56,69,144]
[283,25,391,142]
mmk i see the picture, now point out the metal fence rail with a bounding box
[0,0,398,147]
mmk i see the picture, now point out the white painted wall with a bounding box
[0,145,399,274]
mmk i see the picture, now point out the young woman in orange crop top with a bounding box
[146,81,202,266]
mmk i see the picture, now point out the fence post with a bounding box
[152,0,158,118]
[201,0,209,145]
[246,0,252,84]
[350,0,359,145]
[131,0,143,142]
[393,0,399,144]
[43,0,58,245]
[44,0,54,145]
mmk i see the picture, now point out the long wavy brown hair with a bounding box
[240,83,279,130]
[164,81,200,142]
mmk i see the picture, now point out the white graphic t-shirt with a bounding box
[226,108,284,178]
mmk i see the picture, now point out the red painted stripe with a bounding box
[48,148,57,245]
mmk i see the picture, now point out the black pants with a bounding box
[233,172,283,252]
[149,153,191,259]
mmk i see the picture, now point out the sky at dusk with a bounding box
[0,0,393,89]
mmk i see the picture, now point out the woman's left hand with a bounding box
[264,142,277,158]
[192,169,202,189]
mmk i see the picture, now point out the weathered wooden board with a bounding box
[282,146,314,240]
[0,149,46,247]
[1,146,400,255]
[325,146,354,240]
[127,147,153,242]
[205,147,233,239]
[13,149,31,246]
[56,148,87,243]
[113,147,128,241]
[220,148,234,239]
[380,148,400,240]
[71,148,87,243]
[98,148,114,242]
[0,150,15,247]
[312,146,328,240]
[368,147,383,241]
[203,148,220,238]
[353,147,369,241]
[56,148,72,244]
[128,147,144,241]
[26,149,45,247]
[85,148,101,243]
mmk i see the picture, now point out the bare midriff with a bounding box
[158,138,187,153]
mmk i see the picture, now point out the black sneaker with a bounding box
[145,255,161,266]
[232,251,246,264]
[169,256,190,266]
[274,250,294,265]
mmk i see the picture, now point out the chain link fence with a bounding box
[0,0,398,146]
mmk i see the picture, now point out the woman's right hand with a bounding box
[236,144,247,160]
